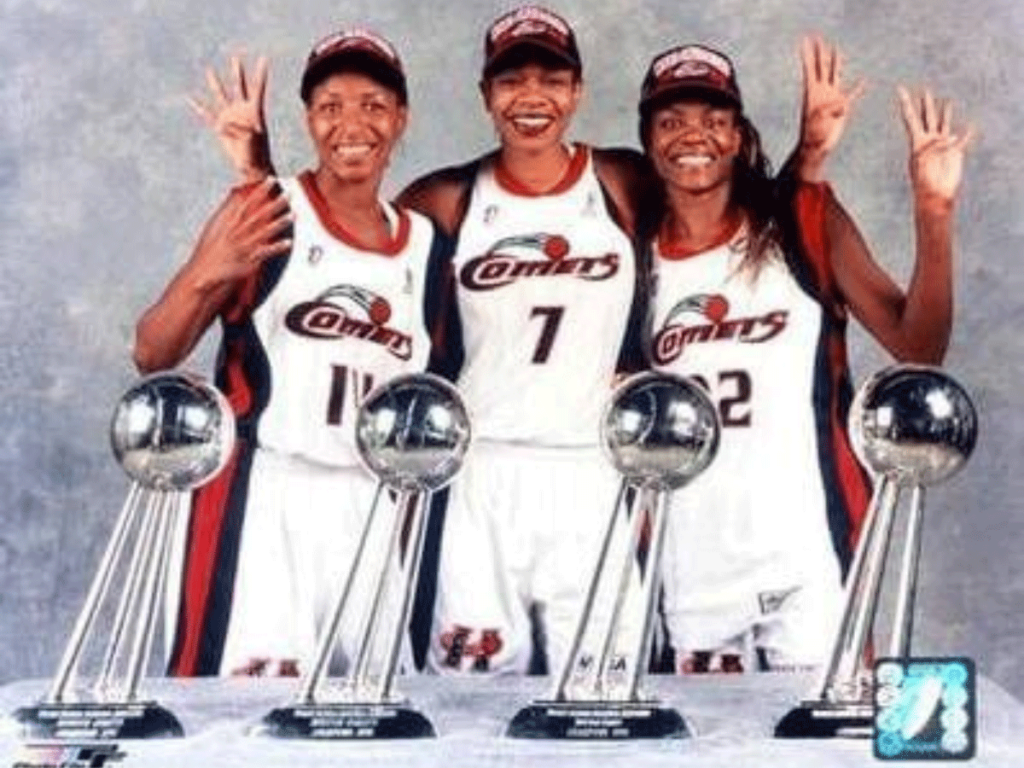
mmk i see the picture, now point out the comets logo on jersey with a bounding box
[460,233,620,291]
[652,293,788,365]
[284,284,413,360]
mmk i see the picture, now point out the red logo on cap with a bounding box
[489,5,571,41]
[312,28,399,64]
[670,61,712,80]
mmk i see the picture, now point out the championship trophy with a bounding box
[12,371,236,739]
[255,373,470,740]
[775,364,978,738]
[507,371,720,739]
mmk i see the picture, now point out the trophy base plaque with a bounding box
[506,701,689,740]
[12,701,184,740]
[774,701,872,739]
[254,703,436,739]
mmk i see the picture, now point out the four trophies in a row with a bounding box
[11,363,977,742]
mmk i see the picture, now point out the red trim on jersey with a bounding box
[169,442,242,675]
[168,328,262,675]
[494,142,588,197]
[655,212,745,261]
[790,182,846,321]
[793,181,871,552]
[298,171,411,256]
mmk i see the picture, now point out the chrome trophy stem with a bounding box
[379,491,430,702]
[627,485,670,702]
[96,488,151,693]
[124,491,176,701]
[553,479,628,702]
[814,476,894,700]
[48,482,144,703]
[835,477,901,697]
[350,488,409,694]
[297,483,384,704]
[595,484,646,698]
[889,484,926,659]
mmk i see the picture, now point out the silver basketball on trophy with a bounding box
[110,371,235,491]
[356,373,470,492]
[601,371,720,490]
[849,364,978,486]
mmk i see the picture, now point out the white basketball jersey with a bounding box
[452,145,638,446]
[234,173,436,467]
[650,225,843,605]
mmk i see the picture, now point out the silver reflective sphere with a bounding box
[356,373,470,492]
[110,372,236,491]
[601,371,720,490]
[849,364,977,485]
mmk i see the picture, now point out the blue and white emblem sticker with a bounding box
[873,657,976,760]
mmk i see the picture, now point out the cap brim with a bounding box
[483,39,580,78]
[640,82,741,113]
[301,49,406,102]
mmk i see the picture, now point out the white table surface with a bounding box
[2,672,1022,767]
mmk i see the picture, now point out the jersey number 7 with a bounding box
[529,306,565,364]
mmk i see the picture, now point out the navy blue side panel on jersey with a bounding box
[423,222,464,383]
[596,181,647,375]
[167,261,278,675]
[775,182,870,578]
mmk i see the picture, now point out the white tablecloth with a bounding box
[2,673,1022,767]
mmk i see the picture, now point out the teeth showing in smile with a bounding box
[672,155,713,167]
[511,115,554,131]
[333,144,373,160]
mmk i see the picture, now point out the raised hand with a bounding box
[797,35,867,179]
[897,87,974,212]
[189,55,273,182]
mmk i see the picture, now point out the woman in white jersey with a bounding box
[193,9,852,675]
[134,29,452,676]
[637,43,973,672]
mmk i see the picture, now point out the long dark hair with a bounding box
[638,102,782,273]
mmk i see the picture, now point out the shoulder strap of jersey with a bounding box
[396,155,489,237]
[447,157,485,237]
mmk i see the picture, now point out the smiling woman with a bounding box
[132,28,456,677]
[638,42,973,674]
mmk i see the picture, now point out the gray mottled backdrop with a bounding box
[2,0,1022,702]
